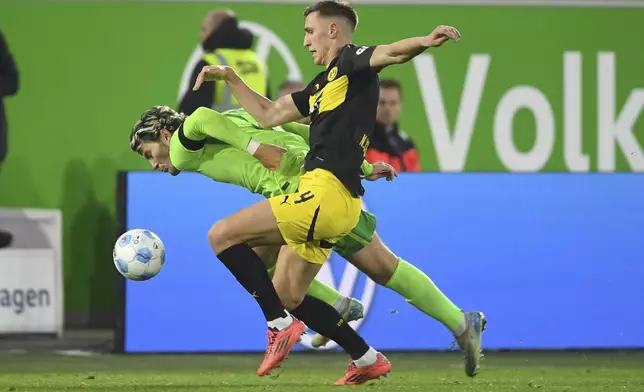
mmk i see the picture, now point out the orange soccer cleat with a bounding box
[257,317,306,376]
[333,352,392,385]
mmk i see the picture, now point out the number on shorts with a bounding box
[294,190,315,204]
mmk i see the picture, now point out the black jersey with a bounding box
[292,44,379,197]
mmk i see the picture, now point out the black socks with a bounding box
[217,243,287,321]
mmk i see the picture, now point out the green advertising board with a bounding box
[0,1,642,317]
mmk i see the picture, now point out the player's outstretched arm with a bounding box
[188,107,286,171]
[369,25,460,69]
[188,107,252,150]
[193,66,302,129]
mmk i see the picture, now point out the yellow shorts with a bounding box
[269,168,362,264]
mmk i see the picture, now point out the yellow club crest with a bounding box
[328,66,338,82]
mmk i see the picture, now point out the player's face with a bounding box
[139,138,180,176]
[376,87,402,127]
[303,12,332,66]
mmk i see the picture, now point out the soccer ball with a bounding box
[113,229,166,281]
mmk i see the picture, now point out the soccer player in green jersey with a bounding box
[130,105,486,378]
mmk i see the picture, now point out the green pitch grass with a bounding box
[0,351,642,391]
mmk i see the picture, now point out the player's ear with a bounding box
[329,22,338,38]
[160,129,172,142]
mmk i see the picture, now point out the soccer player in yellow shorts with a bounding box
[191,0,463,384]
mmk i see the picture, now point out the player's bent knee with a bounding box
[281,295,304,311]
[207,220,236,254]
[363,266,390,286]
[273,282,298,310]
[374,254,398,284]
[350,243,398,285]
[369,259,397,285]
[275,286,305,310]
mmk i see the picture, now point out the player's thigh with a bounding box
[315,195,361,241]
[310,175,362,241]
[208,199,285,253]
[269,186,332,264]
[334,210,377,258]
[347,232,398,285]
[272,245,324,310]
[252,245,282,269]
[269,191,320,245]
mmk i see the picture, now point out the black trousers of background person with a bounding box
[0,231,12,248]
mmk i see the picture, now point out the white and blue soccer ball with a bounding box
[113,229,166,281]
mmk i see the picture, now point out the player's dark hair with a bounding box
[304,1,359,31]
[129,106,186,153]
[379,78,402,97]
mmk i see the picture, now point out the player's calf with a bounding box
[205,200,306,376]
[311,296,365,348]
[271,269,309,311]
[291,296,386,378]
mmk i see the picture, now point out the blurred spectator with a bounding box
[178,9,269,115]
[0,30,19,163]
[277,80,307,98]
[366,79,420,172]
[277,80,310,124]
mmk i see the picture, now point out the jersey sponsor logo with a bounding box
[299,199,377,351]
[327,66,338,82]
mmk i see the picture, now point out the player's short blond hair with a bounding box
[130,106,186,153]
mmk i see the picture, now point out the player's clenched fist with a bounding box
[422,25,461,48]
[192,65,235,91]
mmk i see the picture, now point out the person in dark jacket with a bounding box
[0,31,18,248]
[0,30,19,164]
[178,10,270,115]
[366,79,421,172]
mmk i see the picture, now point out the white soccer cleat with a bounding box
[454,311,487,377]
